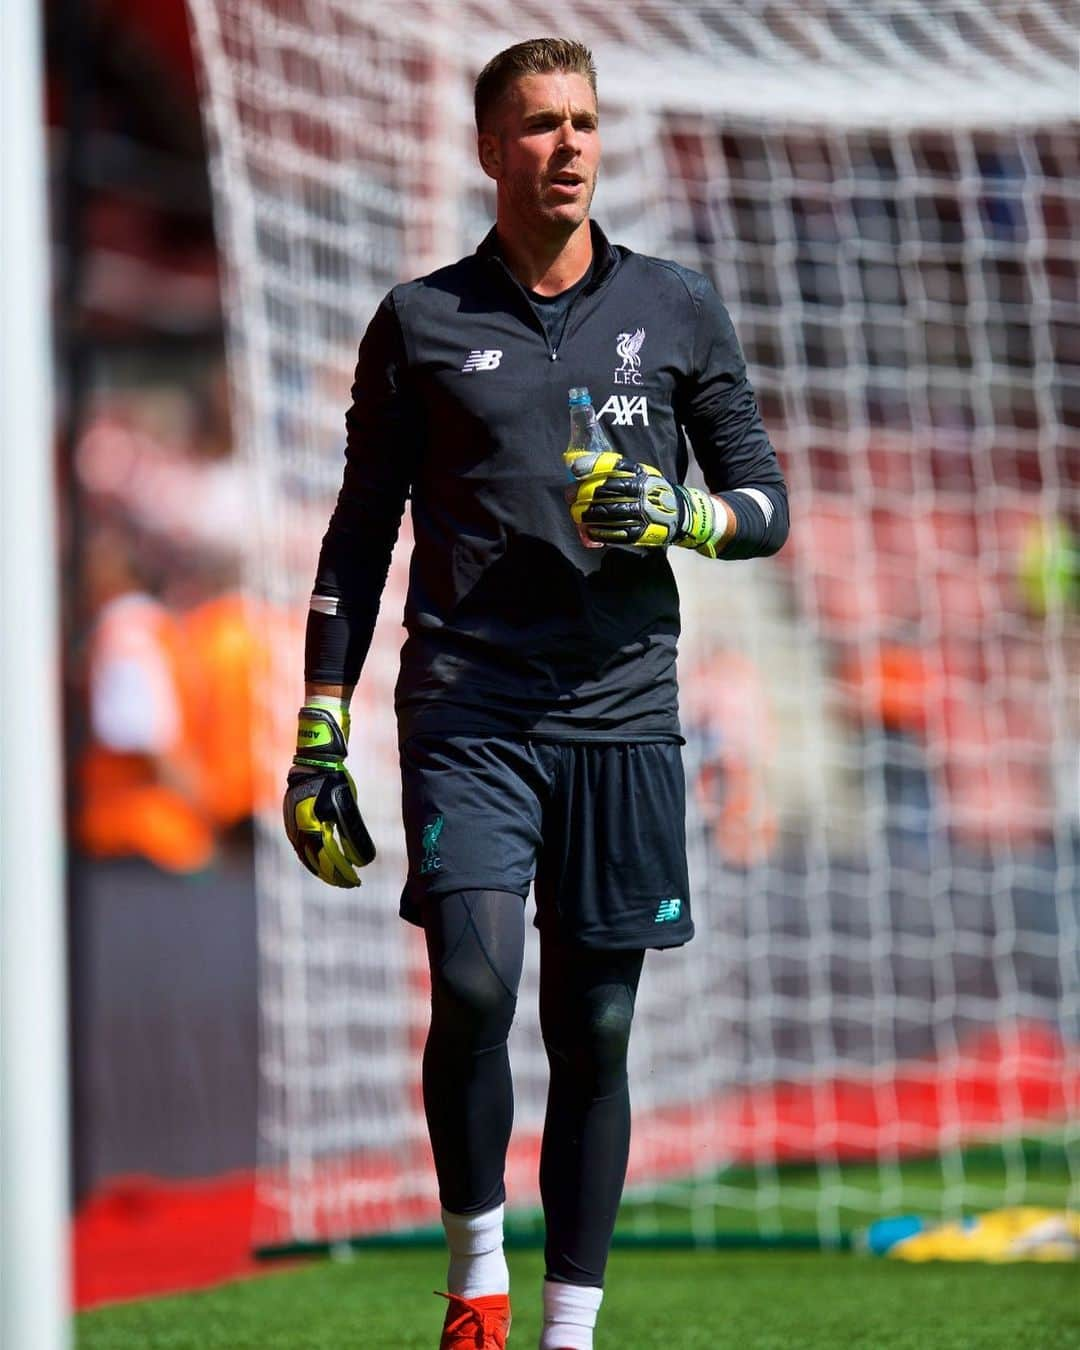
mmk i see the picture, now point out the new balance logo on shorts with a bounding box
[654,897,682,923]
[461,349,502,372]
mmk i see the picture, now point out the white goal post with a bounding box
[1,0,70,1345]
[184,0,1079,1250]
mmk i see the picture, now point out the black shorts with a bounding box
[399,736,693,950]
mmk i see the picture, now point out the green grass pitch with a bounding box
[76,1247,1079,1349]
[77,1145,1078,1347]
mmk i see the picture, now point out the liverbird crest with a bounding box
[616,327,646,372]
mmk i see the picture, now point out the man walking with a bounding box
[285,37,788,1349]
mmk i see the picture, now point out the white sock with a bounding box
[539,1280,603,1350]
[442,1204,509,1298]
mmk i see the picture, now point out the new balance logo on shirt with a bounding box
[462,349,503,372]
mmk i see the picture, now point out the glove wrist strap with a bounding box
[294,703,349,768]
[674,485,724,556]
[306,692,349,712]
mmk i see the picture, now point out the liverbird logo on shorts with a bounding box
[614,328,645,385]
[420,814,444,875]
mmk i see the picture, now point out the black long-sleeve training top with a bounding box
[308,221,789,743]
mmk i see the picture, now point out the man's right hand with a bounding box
[283,703,375,886]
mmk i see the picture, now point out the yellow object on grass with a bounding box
[890,1207,1080,1263]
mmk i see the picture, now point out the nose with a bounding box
[555,115,580,153]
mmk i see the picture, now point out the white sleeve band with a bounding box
[309,593,342,616]
[734,487,775,527]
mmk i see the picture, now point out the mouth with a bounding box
[549,171,585,190]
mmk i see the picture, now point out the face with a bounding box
[478,71,601,236]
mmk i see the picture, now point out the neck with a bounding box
[494,214,593,296]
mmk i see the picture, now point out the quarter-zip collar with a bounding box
[476,219,621,293]
[477,220,622,358]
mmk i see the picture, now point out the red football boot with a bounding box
[436,1291,512,1348]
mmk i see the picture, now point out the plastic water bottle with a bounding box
[565,385,612,463]
[564,386,610,549]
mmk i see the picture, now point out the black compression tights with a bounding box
[422,889,644,1287]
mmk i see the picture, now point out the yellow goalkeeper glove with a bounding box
[564,450,726,556]
[283,702,375,887]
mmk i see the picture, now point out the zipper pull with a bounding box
[550,350,558,361]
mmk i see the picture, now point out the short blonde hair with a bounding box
[474,37,597,131]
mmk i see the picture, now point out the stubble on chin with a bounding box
[506,169,598,232]
[566,169,598,227]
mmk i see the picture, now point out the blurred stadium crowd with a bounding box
[660,113,1078,867]
[48,0,267,1200]
[50,0,268,876]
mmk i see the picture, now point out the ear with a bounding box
[477,131,501,182]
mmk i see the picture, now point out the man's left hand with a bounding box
[565,451,727,555]
[565,451,680,547]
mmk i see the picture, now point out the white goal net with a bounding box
[184,0,1079,1248]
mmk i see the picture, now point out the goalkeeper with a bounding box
[284,36,788,1350]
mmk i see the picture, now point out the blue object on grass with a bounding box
[864,1216,926,1254]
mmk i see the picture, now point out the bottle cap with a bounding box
[568,386,591,405]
